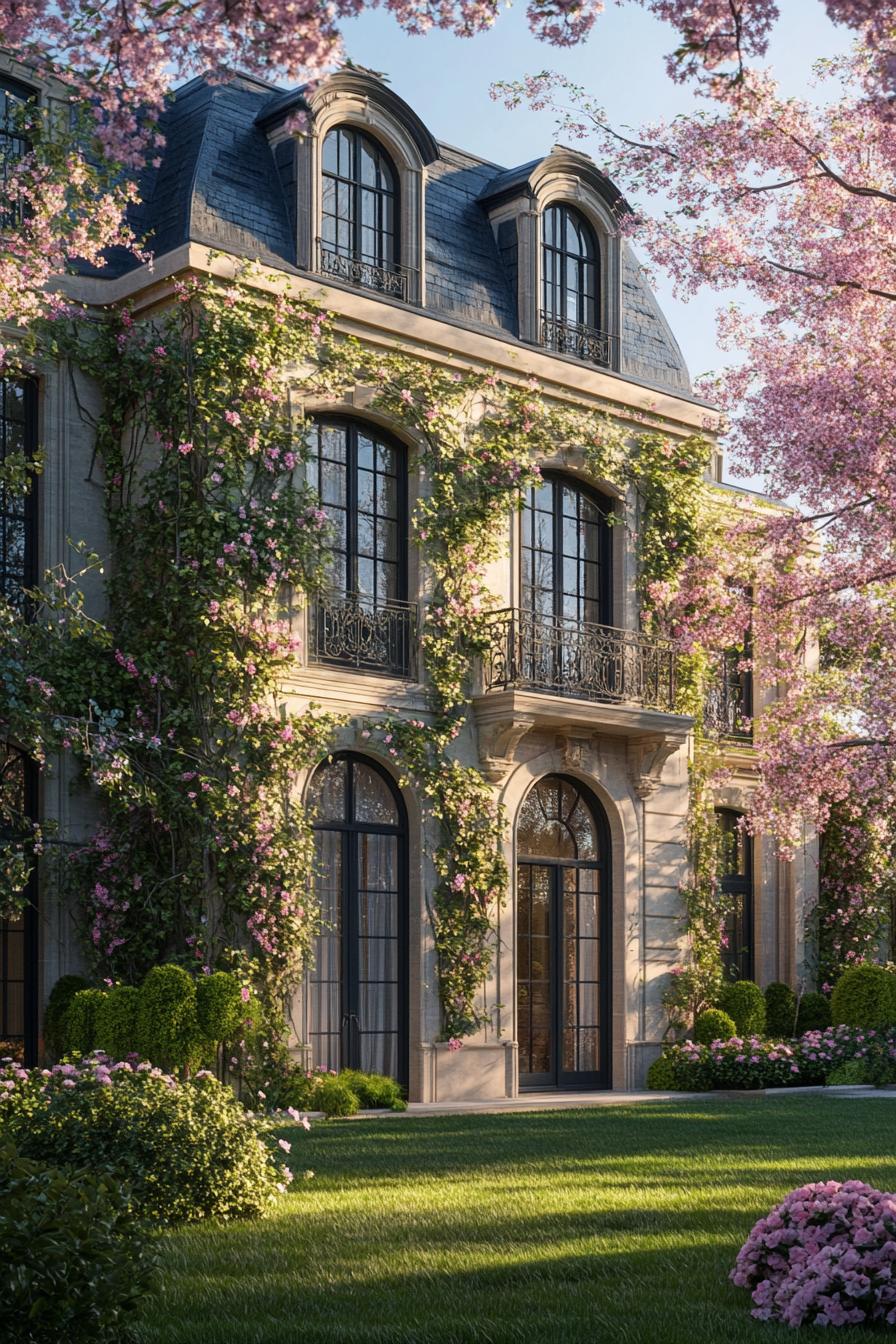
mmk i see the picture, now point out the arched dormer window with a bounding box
[319,127,402,298]
[541,203,609,365]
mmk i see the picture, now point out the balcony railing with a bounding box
[309,594,417,678]
[480,608,677,712]
[315,240,409,302]
[540,311,616,367]
[704,659,753,740]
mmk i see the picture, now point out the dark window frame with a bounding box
[716,807,755,982]
[541,202,600,330]
[1,376,38,610]
[311,416,409,606]
[309,753,409,1088]
[321,126,400,273]
[520,469,614,630]
[1,74,36,232]
[516,774,612,1091]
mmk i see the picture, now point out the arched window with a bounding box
[521,471,612,629]
[308,418,413,676]
[541,204,604,362]
[516,775,610,1089]
[306,754,408,1084]
[716,808,754,981]
[320,127,402,295]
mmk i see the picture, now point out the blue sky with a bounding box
[338,1,852,403]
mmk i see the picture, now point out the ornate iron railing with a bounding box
[309,594,417,678]
[315,240,409,301]
[480,608,677,711]
[704,654,753,740]
[540,311,616,367]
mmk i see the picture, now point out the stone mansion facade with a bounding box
[0,59,817,1097]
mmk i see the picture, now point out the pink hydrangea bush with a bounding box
[732,1181,896,1327]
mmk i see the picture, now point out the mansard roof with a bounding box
[106,69,690,397]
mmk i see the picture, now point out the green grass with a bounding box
[136,1096,896,1343]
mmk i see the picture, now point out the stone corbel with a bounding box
[627,733,685,801]
[555,734,593,773]
[478,716,535,782]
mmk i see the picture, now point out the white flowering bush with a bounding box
[0,1053,293,1223]
[732,1181,896,1326]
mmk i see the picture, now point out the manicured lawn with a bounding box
[136,1097,896,1343]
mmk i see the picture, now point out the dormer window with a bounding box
[319,127,405,300]
[541,204,610,366]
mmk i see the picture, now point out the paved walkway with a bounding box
[292,1083,896,1123]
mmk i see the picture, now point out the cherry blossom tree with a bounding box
[1,0,893,336]
[497,6,896,860]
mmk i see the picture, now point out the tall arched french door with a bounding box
[306,753,408,1085]
[516,775,611,1089]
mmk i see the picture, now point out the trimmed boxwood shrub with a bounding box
[314,1075,360,1118]
[826,1059,872,1086]
[0,1056,289,1223]
[43,975,90,1060]
[646,1051,681,1090]
[65,988,106,1058]
[795,990,831,1035]
[196,971,244,1046]
[764,982,798,1039]
[134,964,200,1072]
[0,1144,157,1343]
[831,964,896,1030]
[694,1008,737,1045]
[717,980,766,1036]
[94,985,139,1060]
[339,1069,407,1111]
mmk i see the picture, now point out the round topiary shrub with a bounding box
[196,971,244,1047]
[717,980,766,1036]
[43,975,90,1061]
[135,964,199,1072]
[0,1056,290,1224]
[313,1075,360,1118]
[64,988,106,1057]
[694,1008,737,1045]
[732,1180,896,1326]
[94,985,139,1060]
[646,1051,681,1091]
[831,963,896,1030]
[764,982,797,1039]
[0,1144,158,1343]
[796,990,832,1034]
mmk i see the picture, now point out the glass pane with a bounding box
[308,759,347,822]
[354,767,399,827]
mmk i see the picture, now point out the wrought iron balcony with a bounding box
[480,608,677,712]
[309,594,417,678]
[540,311,616,367]
[704,655,753,740]
[315,240,409,302]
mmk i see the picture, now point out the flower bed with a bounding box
[732,1181,896,1326]
[651,1025,896,1091]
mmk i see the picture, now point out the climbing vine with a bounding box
[0,269,714,1047]
[811,801,895,992]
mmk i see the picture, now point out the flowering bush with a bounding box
[651,1024,896,1091]
[732,1181,896,1327]
[0,1143,158,1343]
[0,1054,292,1223]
